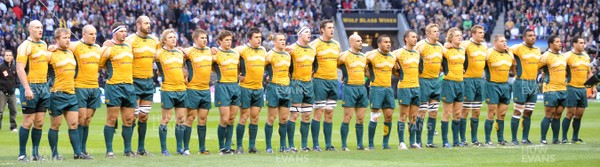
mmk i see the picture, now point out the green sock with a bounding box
[104,125,115,153]
[48,129,59,157]
[540,117,550,140]
[301,121,310,148]
[159,124,168,152]
[355,123,364,147]
[510,117,519,142]
[409,123,416,145]
[287,121,296,148]
[383,122,391,147]
[427,117,436,144]
[68,128,82,155]
[340,122,349,147]
[452,120,459,145]
[497,120,505,142]
[397,121,405,143]
[31,128,42,156]
[562,118,571,141]
[278,123,287,149]
[368,121,377,147]
[484,119,493,143]
[264,123,273,149]
[18,126,30,156]
[82,126,89,153]
[324,122,333,147]
[198,125,207,151]
[310,119,320,148]
[459,118,467,143]
[217,125,226,149]
[551,118,560,141]
[416,117,423,144]
[236,124,245,149]
[225,125,234,150]
[470,118,479,142]
[441,121,449,144]
[122,125,133,153]
[175,124,184,152]
[522,117,531,141]
[249,124,258,149]
[78,125,85,153]
[137,121,147,152]
[572,118,581,140]
[184,125,192,151]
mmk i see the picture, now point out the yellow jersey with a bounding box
[539,51,567,92]
[49,49,77,94]
[99,43,134,84]
[510,43,541,80]
[485,48,513,83]
[185,46,213,90]
[266,50,291,86]
[565,51,591,88]
[212,48,239,83]
[124,34,159,79]
[289,43,316,82]
[394,47,420,88]
[366,49,395,87]
[415,39,444,79]
[156,48,186,91]
[338,50,366,85]
[16,39,49,83]
[236,44,267,89]
[69,41,101,88]
[310,38,341,80]
[442,47,466,82]
[460,40,487,78]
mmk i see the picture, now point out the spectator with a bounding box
[0,50,17,132]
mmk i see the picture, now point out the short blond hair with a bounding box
[160,29,177,45]
[54,28,71,39]
[471,25,484,35]
[445,28,462,43]
[425,23,439,34]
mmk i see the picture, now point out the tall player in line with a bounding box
[338,34,368,151]
[16,20,49,161]
[124,16,159,156]
[562,36,596,144]
[509,29,541,145]
[99,22,137,158]
[538,35,567,145]
[309,20,341,151]
[264,33,292,153]
[459,25,487,146]
[440,28,465,148]
[183,29,213,155]
[483,35,513,146]
[234,27,267,154]
[414,23,444,148]
[393,30,422,149]
[286,27,316,152]
[365,34,396,150]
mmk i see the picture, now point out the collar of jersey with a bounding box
[377,49,391,56]
[319,37,334,43]
[27,37,44,44]
[218,47,234,53]
[246,43,262,50]
[295,42,311,48]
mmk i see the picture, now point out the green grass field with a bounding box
[0,101,599,167]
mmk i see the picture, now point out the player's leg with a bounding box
[227,105,240,152]
[278,106,291,152]
[236,107,249,153]
[288,106,300,151]
[355,107,366,150]
[312,80,326,150]
[18,111,35,159]
[66,108,88,159]
[572,107,585,143]
[79,108,95,155]
[368,108,381,149]
[460,101,471,145]
[121,106,135,156]
[185,109,197,151]
[398,104,409,149]
[496,103,508,145]
[552,104,566,144]
[301,104,314,151]
[266,107,277,153]
[217,106,230,151]
[451,102,463,147]
[324,99,336,150]
[104,106,120,158]
[136,98,152,153]
[426,99,439,147]
[381,88,395,149]
[197,109,210,153]
[511,103,525,145]
[49,112,64,159]
[563,107,575,142]
[174,106,187,155]
[540,105,555,144]
[416,102,428,146]
[441,102,453,147]
[485,104,498,145]
[408,104,420,148]
[470,101,482,145]
[248,96,263,153]
[341,107,354,150]
[31,93,48,160]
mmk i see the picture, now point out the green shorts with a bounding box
[186,89,212,110]
[290,80,314,104]
[512,79,538,104]
[161,90,187,109]
[105,84,137,108]
[419,78,441,103]
[240,87,264,109]
[397,87,420,106]
[543,91,567,107]
[75,88,102,109]
[19,83,50,114]
[266,84,292,108]
[464,78,484,102]
[441,80,464,103]
[214,82,241,107]
[565,86,587,108]
[133,78,155,101]
[342,84,369,108]
[484,82,511,105]
[48,92,78,117]
[369,86,395,109]
[314,78,339,101]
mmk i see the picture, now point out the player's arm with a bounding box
[392,51,401,77]
[15,43,34,99]
[98,46,111,69]
[364,51,373,80]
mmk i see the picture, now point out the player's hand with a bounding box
[103,40,115,47]
[443,42,452,49]
[239,73,245,82]
[284,46,294,53]
[211,47,218,55]
[24,88,34,100]
[47,45,57,52]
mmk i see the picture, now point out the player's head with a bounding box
[54,28,71,49]
[319,19,334,40]
[470,25,484,43]
[425,23,440,42]
[217,30,233,50]
[492,34,507,52]
[271,33,287,51]
[3,50,13,62]
[136,16,152,35]
[571,36,585,53]
[547,35,561,52]
[246,27,262,48]
[192,29,208,48]
[82,25,97,44]
[297,26,311,44]
[522,29,536,46]
[348,34,362,52]
[377,34,391,53]
[160,29,177,48]
[446,27,462,46]
[28,20,43,40]
[403,29,418,47]
[111,22,128,43]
